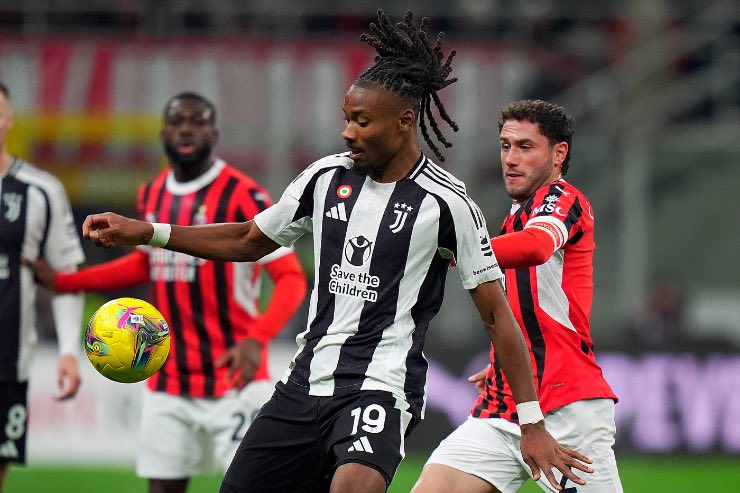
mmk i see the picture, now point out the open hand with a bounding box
[82,212,153,248]
[214,337,263,389]
[56,355,81,401]
[520,421,593,490]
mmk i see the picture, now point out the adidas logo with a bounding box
[347,436,373,453]
[326,202,347,222]
[0,440,18,458]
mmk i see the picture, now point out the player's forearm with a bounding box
[56,250,150,293]
[491,228,556,269]
[484,313,538,404]
[164,222,268,262]
[51,292,84,357]
[470,281,539,404]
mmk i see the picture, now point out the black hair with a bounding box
[499,99,574,175]
[0,82,9,99]
[163,91,216,124]
[357,9,458,162]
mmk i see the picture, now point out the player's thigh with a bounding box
[534,399,623,493]
[0,382,28,465]
[424,416,529,493]
[220,384,327,493]
[323,390,416,489]
[211,380,274,471]
[412,463,498,493]
[135,389,206,479]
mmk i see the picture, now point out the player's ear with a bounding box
[552,141,568,167]
[399,108,415,132]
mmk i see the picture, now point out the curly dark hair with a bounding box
[356,9,458,162]
[498,100,574,175]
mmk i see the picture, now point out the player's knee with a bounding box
[331,462,387,493]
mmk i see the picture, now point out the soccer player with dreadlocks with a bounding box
[77,10,592,493]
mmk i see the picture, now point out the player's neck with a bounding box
[0,148,11,176]
[372,146,421,184]
[171,157,216,183]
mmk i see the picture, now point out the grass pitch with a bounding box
[9,454,736,492]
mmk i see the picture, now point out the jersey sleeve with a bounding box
[525,181,587,250]
[451,197,503,290]
[42,178,85,270]
[253,161,324,247]
[236,181,296,264]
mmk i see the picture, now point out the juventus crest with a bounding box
[390,202,412,233]
[2,193,22,223]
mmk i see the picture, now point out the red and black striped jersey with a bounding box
[136,159,291,398]
[472,179,617,421]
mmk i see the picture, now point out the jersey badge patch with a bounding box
[390,202,412,233]
[337,185,353,199]
[2,192,22,222]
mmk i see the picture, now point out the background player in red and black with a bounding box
[30,92,307,493]
[416,100,622,493]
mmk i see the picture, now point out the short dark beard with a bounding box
[164,141,213,170]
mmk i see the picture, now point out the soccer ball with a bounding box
[84,297,171,383]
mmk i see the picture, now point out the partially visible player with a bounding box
[73,13,593,493]
[29,92,307,493]
[413,100,622,493]
[0,81,84,489]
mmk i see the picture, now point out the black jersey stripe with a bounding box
[424,161,465,193]
[289,167,366,388]
[291,165,344,224]
[406,154,427,181]
[150,179,172,393]
[424,162,485,227]
[562,196,583,234]
[404,193,456,415]
[34,185,52,262]
[0,175,28,380]
[332,179,423,393]
[420,168,484,229]
[511,212,546,388]
[213,176,241,352]
[191,179,227,397]
[163,193,190,396]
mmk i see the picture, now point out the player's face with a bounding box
[0,93,14,146]
[341,85,407,177]
[161,98,218,169]
[499,119,567,203]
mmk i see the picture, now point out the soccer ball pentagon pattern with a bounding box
[85,297,171,383]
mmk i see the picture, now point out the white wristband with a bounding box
[516,401,545,425]
[147,223,172,247]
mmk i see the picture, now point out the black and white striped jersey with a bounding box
[255,153,502,417]
[0,158,85,381]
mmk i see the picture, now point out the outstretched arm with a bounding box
[83,212,280,262]
[469,280,592,489]
[491,227,556,269]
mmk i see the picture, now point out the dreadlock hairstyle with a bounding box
[357,9,458,162]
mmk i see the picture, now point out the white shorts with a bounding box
[426,399,623,493]
[135,380,274,479]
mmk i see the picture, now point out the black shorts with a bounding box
[0,381,28,464]
[220,382,418,493]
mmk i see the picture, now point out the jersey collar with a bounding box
[165,159,226,196]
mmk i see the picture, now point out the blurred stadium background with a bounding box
[2,1,740,491]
